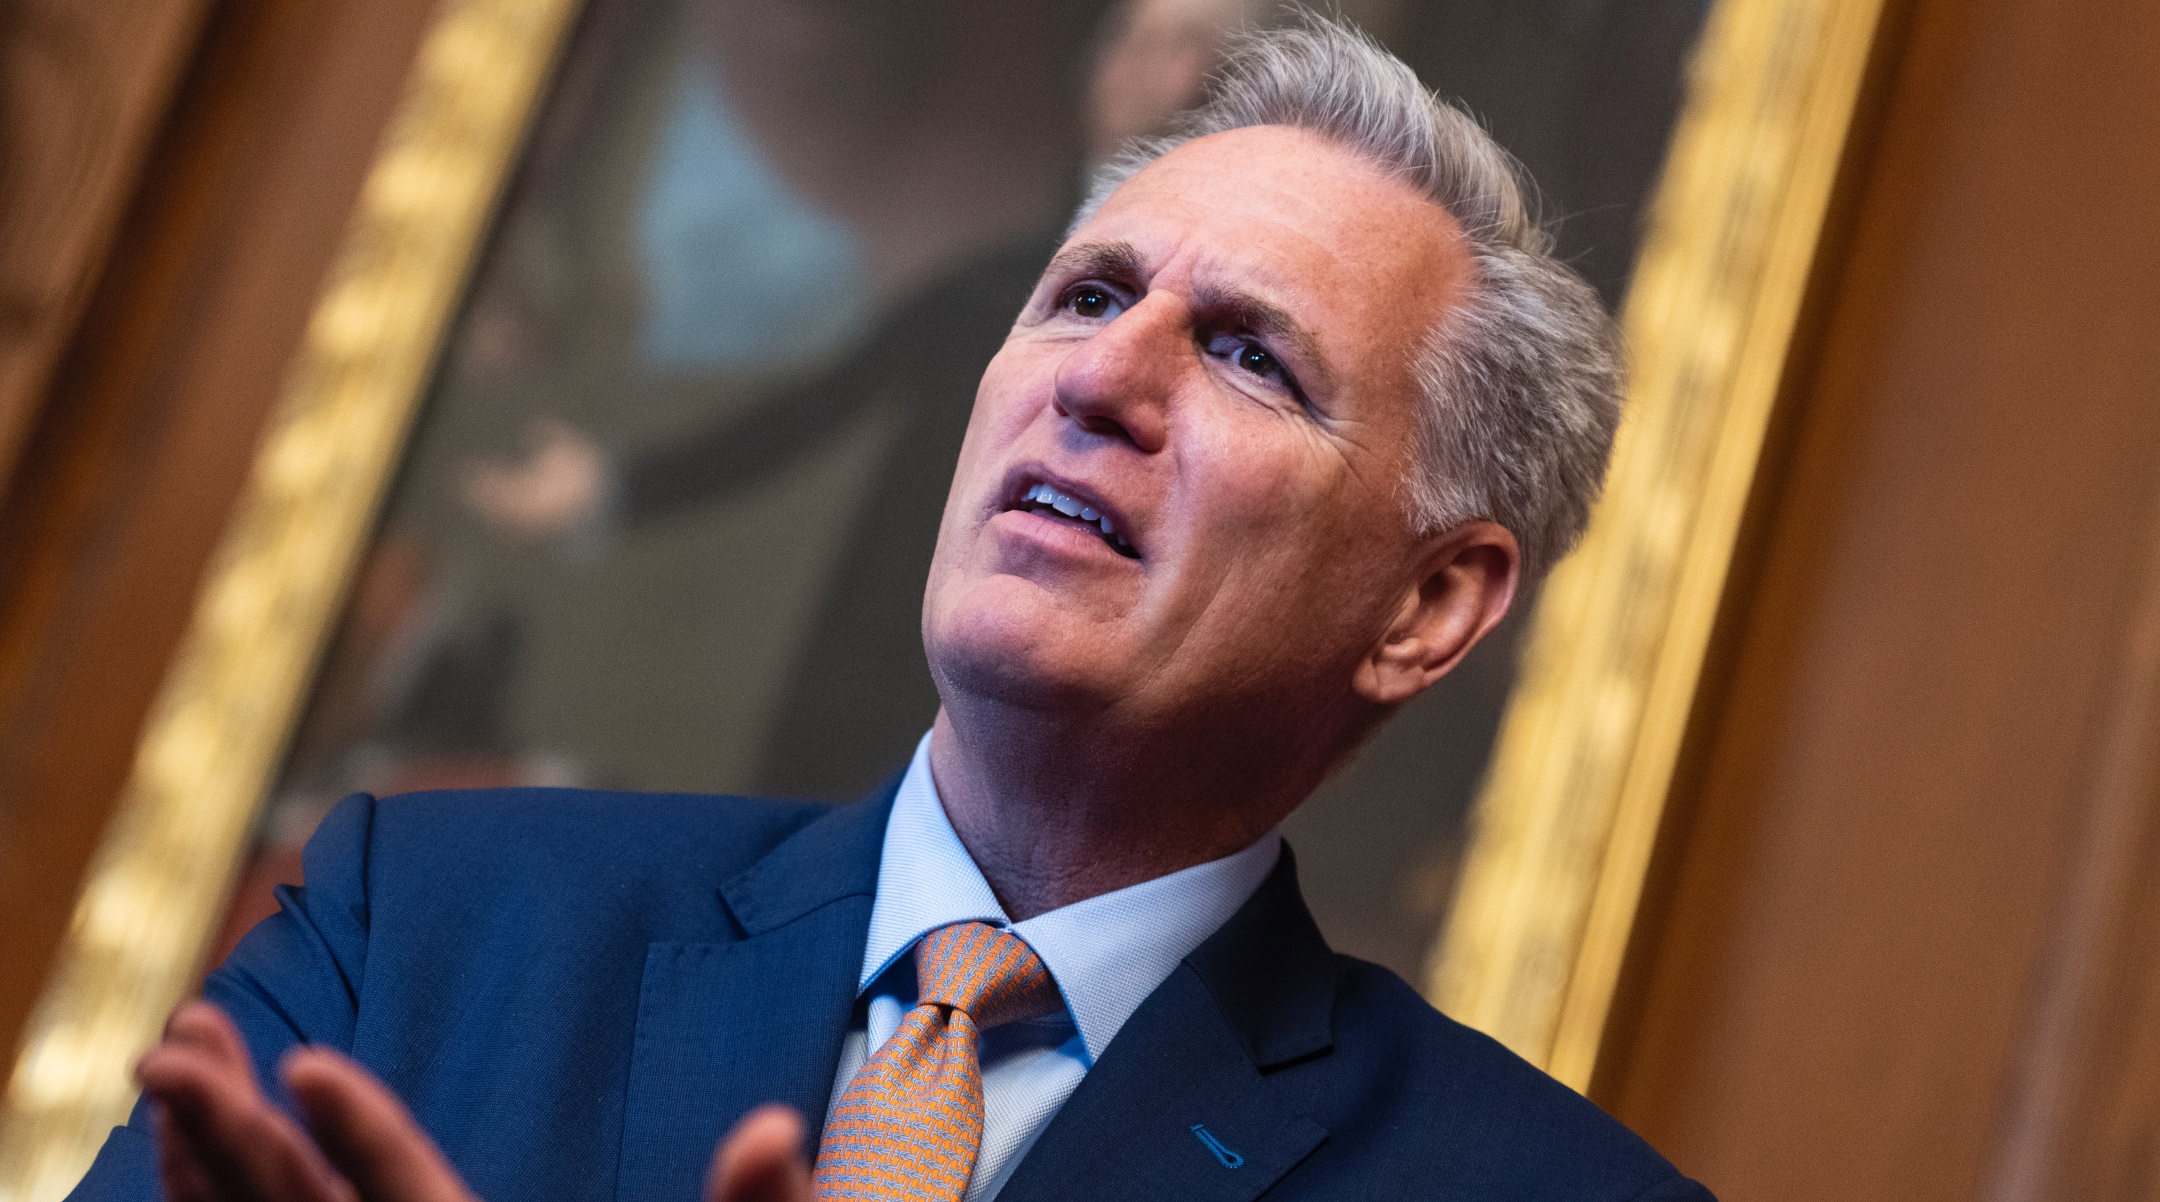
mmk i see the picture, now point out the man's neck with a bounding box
[922,707,1332,921]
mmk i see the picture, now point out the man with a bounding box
[79,17,1711,1202]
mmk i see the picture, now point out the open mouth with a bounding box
[1016,483,1139,559]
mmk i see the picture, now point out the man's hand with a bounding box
[704,1106,810,1202]
[138,1002,812,1202]
[138,1002,476,1202]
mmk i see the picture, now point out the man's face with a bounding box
[922,125,1474,731]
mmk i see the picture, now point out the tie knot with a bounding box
[915,922,1062,1030]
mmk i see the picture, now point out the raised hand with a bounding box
[139,1002,813,1202]
[137,1002,476,1202]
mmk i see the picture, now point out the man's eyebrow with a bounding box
[1043,240,1146,284]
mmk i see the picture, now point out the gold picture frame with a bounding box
[0,0,1895,1195]
[1429,0,1893,1090]
[0,0,582,1197]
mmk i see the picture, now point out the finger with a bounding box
[140,1040,356,1202]
[142,1003,270,1199]
[706,1105,811,1202]
[151,1100,220,1202]
[146,1007,261,1124]
[164,1002,256,1077]
[140,1038,261,1202]
[285,1048,476,1202]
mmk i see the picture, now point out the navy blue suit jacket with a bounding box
[72,780,1712,1201]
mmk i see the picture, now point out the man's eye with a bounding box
[1202,332,1295,393]
[1068,286,1118,319]
[1236,343,1282,380]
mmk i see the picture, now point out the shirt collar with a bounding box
[859,733,1282,1064]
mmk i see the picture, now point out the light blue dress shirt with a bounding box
[826,733,1282,1201]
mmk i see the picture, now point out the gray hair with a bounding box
[1069,14,1623,582]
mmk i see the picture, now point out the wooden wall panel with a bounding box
[1989,500,2160,1200]
[0,0,216,495]
[0,0,440,1066]
[1601,0,2160,1196]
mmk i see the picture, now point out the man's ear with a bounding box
[1352,520,1519,707]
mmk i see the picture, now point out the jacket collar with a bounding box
[615,778,897,1202]
[619,780,1341,1202]
[1182,844,1339,1068]
[717,774,897,937]
[991,844,1338,1202]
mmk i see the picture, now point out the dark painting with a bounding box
[226,0,1710,983]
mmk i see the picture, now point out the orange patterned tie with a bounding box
[813,922,1063,1201]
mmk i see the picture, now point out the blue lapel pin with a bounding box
[1190,1124,1245,1169]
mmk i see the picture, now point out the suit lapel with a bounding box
[614,783,896,1202]
[997,849,1337,1202]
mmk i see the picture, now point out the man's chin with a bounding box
[927,616,1131,718]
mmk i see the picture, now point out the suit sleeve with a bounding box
[65,793,381,1202]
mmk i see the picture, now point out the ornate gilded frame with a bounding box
[1430,0,1893,1087]
[0,1,581,1197]
[0,0,1892,1194]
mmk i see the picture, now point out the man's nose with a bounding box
[1048,294,1186,453]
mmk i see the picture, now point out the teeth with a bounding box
[1027,483,1087,517]
[1023,482,1130,552]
